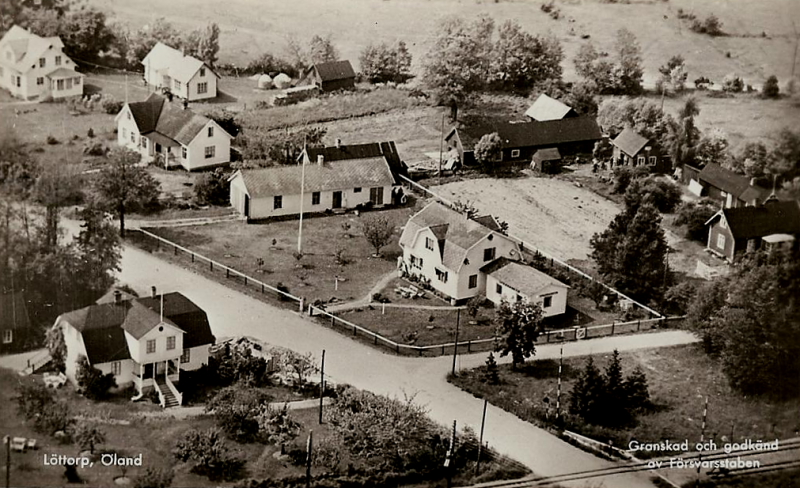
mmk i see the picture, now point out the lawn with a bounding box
[0,367,329,487]
[136,203,423,305]
[450,344,800,460]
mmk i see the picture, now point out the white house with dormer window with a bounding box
[398,202,524,304]
[115,93,232,170]
[55,289,215,408]
[0,26,83,101]
[142,42,218,101]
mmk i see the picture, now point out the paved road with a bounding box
[115,243,698,487]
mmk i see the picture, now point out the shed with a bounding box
[531,148,562,173]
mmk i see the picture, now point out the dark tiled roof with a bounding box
[0,292,31,331]
[125,93,221,146]
[457,117,602,149]
[82,327,131,364]
[612,127,650,157]
[127,93,164,134]
[313,60,356,81]
[121,301,182,340]
[239,157,396,198]
[304,141,407,184]
[699,163,769,202]
[137,294,215,349]
[719,200,800,239]
[96,288,136,305]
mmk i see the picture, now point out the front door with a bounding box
[243,194,250,218]
[370,187,383,206]
[332,191,342,209]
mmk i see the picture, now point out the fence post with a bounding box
[637,319,640,332]
[226,268,229,279]
[210,261,213,271]
[467,340,471,353]
[244,277,248,286]
[396,343,399,353]
[174,244,177,256]
[261,284,264,294]
[299,298,304,313]
[330,316,334,327]
[352,326,356,336]
[611,321,615,335]
[191,253,195,263]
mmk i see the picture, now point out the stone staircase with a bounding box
[155,376,180,408]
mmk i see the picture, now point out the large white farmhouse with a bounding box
[142,42,218,101]
[115,93,232,170]
[56,289,215,408]
[0,26,83,101]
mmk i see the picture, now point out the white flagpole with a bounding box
[160,293,164,322]
[297,148,306,254]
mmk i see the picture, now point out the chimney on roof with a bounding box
[335,138,342,148]
[317,154,324,166]
[114,290,122,304]
[151,286,157,298]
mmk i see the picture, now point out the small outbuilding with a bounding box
[484,259,569,317]
[298,60,356,92]
[531,148,562,174]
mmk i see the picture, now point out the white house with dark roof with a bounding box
[0,26,84,101]
[524,94,577,122]
[115,93,232,170]
[56,289,215,408]
[484,259,569,316]
[229,151,399,220]
[398,202,524,303]
[142,42,218,101]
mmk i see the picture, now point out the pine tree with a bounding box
[624,366,650,412]
[601,349,627,426]
[569,357,605,424]
[484,352,500,385]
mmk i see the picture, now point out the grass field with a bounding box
[450,344,800,459]
[87,0,798,87]
[142,204,422,305]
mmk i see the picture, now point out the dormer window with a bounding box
[425,237,434,251]
[483,247,496,262]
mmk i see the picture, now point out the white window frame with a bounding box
[181,348,190,364]
[510,149,520,158]
[111,361,121,375]
[55,55,61,66]
[425,237,434,251]
[208,126,214,137]
[197,82,208,94]
[717,233,726,250]
[468,274,478,289]
[648,156,657,166]
[39,57,45,68]
[435,268,448,283]
[543,295,553,308]
[146,339,156,354]
[181,146,187,159]
[36,77,44,85]
[204,146,215,159]
[166,336,176,350]
[312,191,320,205]
[637,156,646,166]
[2,329,12,344]
[274,195,282,209]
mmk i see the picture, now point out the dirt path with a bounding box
[432,173,621,261]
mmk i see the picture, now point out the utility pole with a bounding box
[556,344,563,424]
[696,397,709,481]
[438,111,445,184]
[4,435,9,488]
[445,420,457,488]
[475,399,488,477]
[318,349,325,425]
[791,21,799,79]
[305,430,313,488]
[451,308,460,376]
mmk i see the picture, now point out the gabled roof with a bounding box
[708,200,800,240]
[141,42,216,83]
[485,258,569,296]
[46,67,82,79]
[453,117,602,150]
[699,163,769,202]
[312,60,356,81]
[59,292,215,365]
[122,93,227,146]
[612,127,650,157]
[302,141,407,184]
[533,148,562,163]
[399,202,505,271]
[0,292,31,332]
[525,94,574,121]
[237,156,396,198]
[0,25,67,74]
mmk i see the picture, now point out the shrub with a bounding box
[75,355,117,400]
[276,282,291,301]
[72,422,106,454]
[206,386,272,443]
[762,75,780,98]
[194,168,229,206]
[133,467,174,488]
[623,176,682,213]
[172,428,244,481]
[100,95,123,115]
[722,73,744,93]
[83,141,106,156]
[46,136,60,145]
[87,128,94,138]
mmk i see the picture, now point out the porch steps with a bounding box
[155,377,180,408]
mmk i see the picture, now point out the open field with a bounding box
[450,344,800,460]
[86,0,798,86]
[141,204,422,305]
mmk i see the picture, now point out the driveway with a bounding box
[115,243,698,487]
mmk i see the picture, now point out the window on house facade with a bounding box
[510,149,520,158]
[483,247,496,262]
[468,274,478,289]
[720,218,727,229]
[111,361,121,375]
[197,82,208,94]
[181,147,187,159]
[74,77,80,85]
[637,156,645,165]
[146,339,156,354]
[131,132,135,143]
[66,78,73,90]
[369,187,384,205]
[127,112,131,120]
[204,146,215,159]
[425,237,434,251]
[56,79,64,90]
[312,192,320,205]
[36,77,43,85]
[181,348,190,363]
[410,255,423,269]
[496,283,503,294]
[39,57,45,68]
[174,79,182,90]
[2,329,12,344]
[516,295,522,302]
[274,195,282,209]
[167,336,176,350]
[543,295,553,308]
[208,126,214,137]
[354,187,362,193]
[717,234,726,250]
[648,156,657,166]
[435,268,448,283]
[55,55,61,66]
[141,137,147,149]
[15,76,20,87]
[200,67,206,77]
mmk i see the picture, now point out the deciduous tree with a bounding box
[309,34,338,65]
[359,41,413,83]
[73,422,106,455]
[361,215,394,257]
[75,355,116,400]
[490,20,563,92]
[257,404,301,454]
[474,132,502,173]
[494,299,543,370]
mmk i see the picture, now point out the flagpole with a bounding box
[298,146,306,254]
